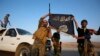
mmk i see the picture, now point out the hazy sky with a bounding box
[0,0,100,42]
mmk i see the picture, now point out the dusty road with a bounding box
[0,50,100,56]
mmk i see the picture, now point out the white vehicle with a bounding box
[0,28,34,56]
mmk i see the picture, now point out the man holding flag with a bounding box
[72,17,96,56]
[32,13,52,56]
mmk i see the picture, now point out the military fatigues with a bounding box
[77,27,93,56]
[52,32,61,56]
[31,39,45,56]
[31,27,49,56]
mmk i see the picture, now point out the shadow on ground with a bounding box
[0,50,100,56]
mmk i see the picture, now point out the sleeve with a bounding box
[32,30,37,39]
[88,29,93,35]
[38,18,43,28]
[77,27,80,32]
[47,29,52,38]
[51,33,56,41]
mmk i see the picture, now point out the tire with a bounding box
[15,44,31,56]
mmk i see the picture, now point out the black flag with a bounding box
[49,14,75,35]
[96,27,100,35]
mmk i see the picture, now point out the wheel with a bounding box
[15,44,31,56]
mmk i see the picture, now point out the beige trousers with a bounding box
[31,40,45,56]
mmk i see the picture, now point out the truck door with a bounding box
[0,29,6,50]
[1,29,17,51]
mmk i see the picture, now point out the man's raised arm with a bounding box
[8,20,11,26]
[38,13,49,28]
[72,17,79,29]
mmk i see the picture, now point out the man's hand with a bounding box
[72,35,78,39]
[72,35,85,39]
[49,13,52,16]
[9,21,11,26]
[89,29,97,35]
[48,26,51,29]
[41,13,50,19]
[78,36,85,39]
[71,16,75,21]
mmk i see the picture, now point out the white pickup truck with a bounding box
[0,28,34,56]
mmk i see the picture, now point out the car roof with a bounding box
[0,28,28,32]
[0,27,18,31]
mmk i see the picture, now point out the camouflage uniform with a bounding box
[53,42,61,56]
[82,39,95,56]
[52,32,61,56]
[77,27,93,56]
[31,14,51,56]
[31,27,50,56]
[31,39,45,56]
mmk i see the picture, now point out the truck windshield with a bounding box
[0,29,6,36]
[17,28,32,35]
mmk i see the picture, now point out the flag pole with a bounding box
[49,3,51,15]
[49,3,51,27]
[49,3,51,21]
